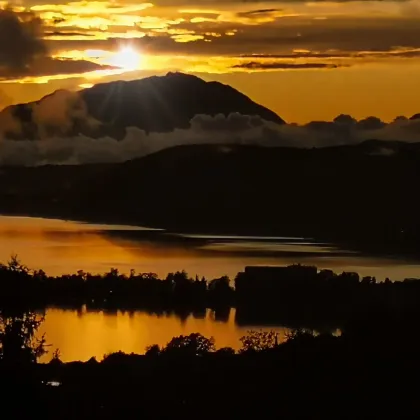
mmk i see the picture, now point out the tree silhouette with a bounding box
[239,330,278,353]
[284,328,315,343]
[49,348,63,366]
[209,276,231,291]
[145,344,161,357]
[0,310,47,365]
[4,255,30,275]
[162,333,215,356]
[215,347,235,356]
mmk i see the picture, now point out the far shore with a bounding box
[1,209,419,266]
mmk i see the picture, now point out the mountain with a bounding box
[0,72,284,140]
[81,72,284,135]
[0,140,419,252]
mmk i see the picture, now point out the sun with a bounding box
[112,47,141,70]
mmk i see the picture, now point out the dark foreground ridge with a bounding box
[1,141,420,251]
[2,258,420,329]
[2,325,420,418]
[1,72,284,139]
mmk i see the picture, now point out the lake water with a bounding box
[39,307,294,362]
[1,215,420,361]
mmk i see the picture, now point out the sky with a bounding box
[1,0,420,123]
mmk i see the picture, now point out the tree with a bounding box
[162,333,215,356]
[4,255,30,275]
[284,328,315,343]
[0,310,48,365]
[215,347,235,356]
[239,330,278,353]
[209,276,231,292]
[145,344,161,357]
[0,255,31,285]
[49,348,63,366]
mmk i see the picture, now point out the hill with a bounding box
[0,140,419,252]
[0,72,284,140]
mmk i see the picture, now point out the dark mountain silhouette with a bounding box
[1,72,284,139]
[0,139,419,252]
[81,72,284,135]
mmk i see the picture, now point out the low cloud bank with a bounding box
[1,112,420,166]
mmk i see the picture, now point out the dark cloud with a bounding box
[238,0,408,2]
[152,0,410,4]
[44,31,96,38]
[228,19,420,55]
[236,8,282,17]
[0,57,116,80]
[238,49,420,61]
[181,11,221,19]
[239,52,351,59]
[242,0,408,2]
[0,7,46,71]
[357,116,386,130]
[232,61,340,70]
[53,17,66,25]
[0,7,118,80]
[45,16,420,61]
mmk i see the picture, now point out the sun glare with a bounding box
[112,47,142,70]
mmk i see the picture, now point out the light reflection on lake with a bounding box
[1,215,420,280]
[39,307,292,362]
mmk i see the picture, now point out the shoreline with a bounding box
[1,209,420,268]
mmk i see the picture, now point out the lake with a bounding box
[38,307,294,362]
[1,215,420,361]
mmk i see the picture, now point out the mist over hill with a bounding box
[1,110,420,166]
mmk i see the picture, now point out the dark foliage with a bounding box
[1,323,420,418]
[2,258,420,330]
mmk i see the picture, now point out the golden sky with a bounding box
[1,0,420,122]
